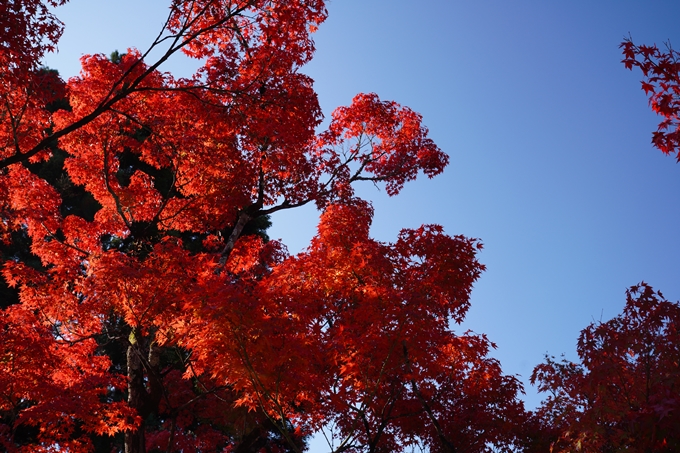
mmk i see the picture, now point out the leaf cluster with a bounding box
[530,284,680,452]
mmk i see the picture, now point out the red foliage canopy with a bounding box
[531,284,680,452]
[0,1,526,452]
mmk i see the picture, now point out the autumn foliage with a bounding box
[7,2,678,452]
[621,38,680,158]
[0,1,527,452]
[530,284,680,452]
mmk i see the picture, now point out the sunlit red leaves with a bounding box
[621,39,680,158]
[0,1,69,167]
[0,71,66,164]
[531,283,680,452]
[55,49,326,235]
[57,53,242,232]
[5,164,61,238]
[0,306,137,452]
[224,234,287,277]
[85,240,207,337]
[18,52,445,254]
[176,201,524,452]
[317,93,449,201]
[169,0,327,67]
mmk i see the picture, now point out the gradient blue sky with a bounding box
[44,1,680,410]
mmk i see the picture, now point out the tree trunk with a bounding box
[125,330,146,453]
[124,329,164,453]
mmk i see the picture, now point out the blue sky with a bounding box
[44,0,680,410]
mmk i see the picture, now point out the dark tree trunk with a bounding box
[125,334,146,453]
[124,330,163,453]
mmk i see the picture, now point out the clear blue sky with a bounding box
[44,1,680,410]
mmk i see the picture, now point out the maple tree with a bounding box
[621,38,680,158]
[0,1,528,452]
[529,284,680,452]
